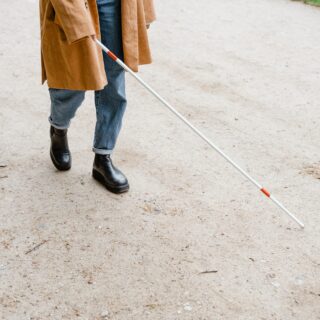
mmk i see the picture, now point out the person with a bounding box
[39,0,156,193]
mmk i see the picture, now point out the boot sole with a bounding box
[92,169,129,194]
[50,150,71,171]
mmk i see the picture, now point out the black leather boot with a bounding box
[50,125,71,171]
[92,154,129,194]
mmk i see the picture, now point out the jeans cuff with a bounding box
[92,147,113,155]
[48,116,70,130]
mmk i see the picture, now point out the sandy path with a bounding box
[1,0,320,319]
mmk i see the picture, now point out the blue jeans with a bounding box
[49,0,126,155]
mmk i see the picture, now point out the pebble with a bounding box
[101,310,109,319]
[183,303,193,311]
[294,276,304,286]
[271,281,280,288]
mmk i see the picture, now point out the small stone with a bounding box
[294,276,304,286]
[271,281,280,288]
[154,208,161,214]
[143,204,152,213]
[183,303,193,311]
[101,310,109,319]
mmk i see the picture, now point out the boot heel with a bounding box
[92,169,105,184]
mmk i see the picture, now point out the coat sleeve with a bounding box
[50,0,96,44]
[143,0,156,24]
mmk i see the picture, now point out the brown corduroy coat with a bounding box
[39,0,156,90]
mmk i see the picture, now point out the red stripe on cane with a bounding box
[107,51,118,62]
[261,188,271,198]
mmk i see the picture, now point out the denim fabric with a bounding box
[49,0,127,155]
[49,89,85,129]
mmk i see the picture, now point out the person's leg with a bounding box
[49,89,85,129]
[92,0,129,193]
[93,0,127,154]
[49,89,85,170]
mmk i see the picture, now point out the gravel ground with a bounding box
[0,0,320,319]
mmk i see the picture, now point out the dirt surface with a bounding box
[1,0,320,319]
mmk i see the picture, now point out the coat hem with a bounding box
[44,79,107,91]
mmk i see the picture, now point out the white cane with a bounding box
[95,38,305,229]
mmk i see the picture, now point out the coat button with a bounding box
[85,1,88,8]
